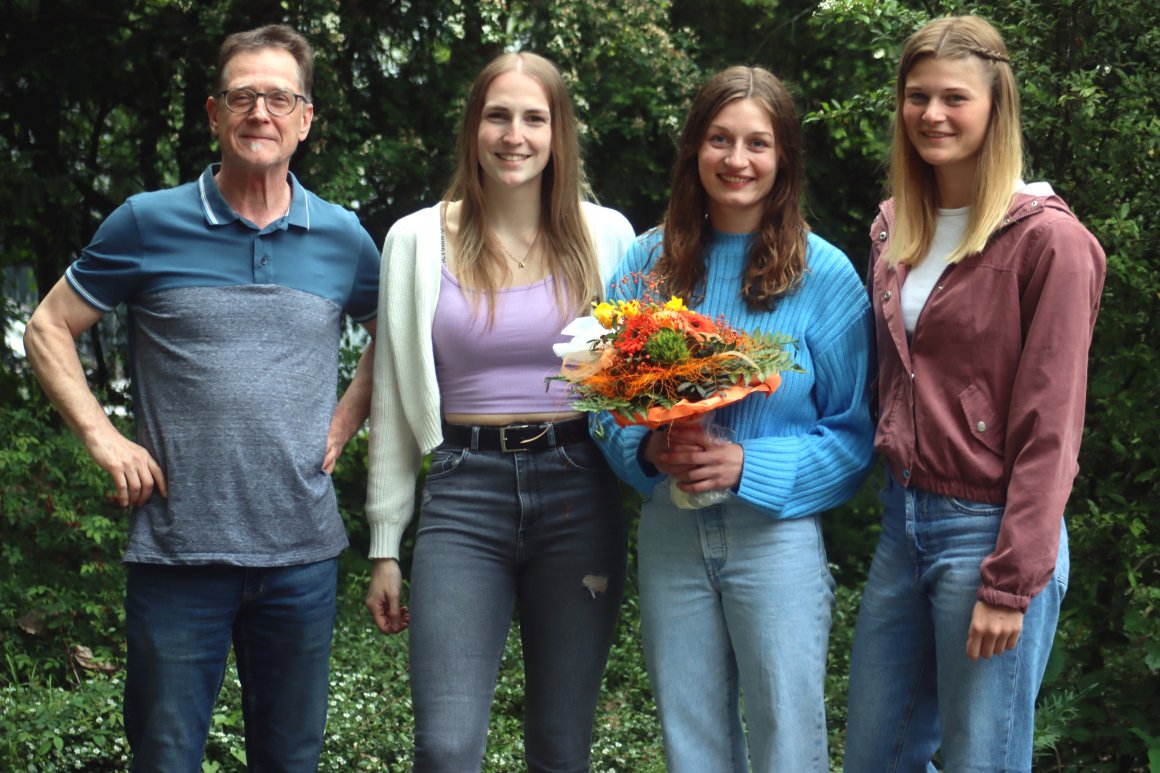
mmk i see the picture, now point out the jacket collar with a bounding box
[875,184,1071,240]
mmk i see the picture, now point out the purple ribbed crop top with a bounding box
[433,265,576,414]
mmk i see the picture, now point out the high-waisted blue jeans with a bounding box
[638,485,835,773]
[407,433,627,773]
[844,473,1068,772]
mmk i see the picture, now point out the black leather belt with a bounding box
[441,418,590,453]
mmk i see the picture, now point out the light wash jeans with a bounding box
[638,485,835,773]
[407,435,627,773]
[124,559,338,773]
[844,473,1068,772]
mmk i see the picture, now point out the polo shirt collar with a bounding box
[197,163,312,230]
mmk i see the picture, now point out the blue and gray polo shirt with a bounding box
[67,164,379,566]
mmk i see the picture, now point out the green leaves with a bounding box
[1,405,127,690]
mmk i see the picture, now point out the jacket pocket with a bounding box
[958,382,1005,457]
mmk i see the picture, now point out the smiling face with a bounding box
[697,98,778,233]
[475,70,552,193]
[207,47,313,176]
[902,55,993,193]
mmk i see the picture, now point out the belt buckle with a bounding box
[499,424,534,453]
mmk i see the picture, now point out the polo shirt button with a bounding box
[902,469,911,480]
[260,256,269,265]
[977,421,987,432]
[883,291,892,301]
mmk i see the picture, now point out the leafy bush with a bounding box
[0,403,128,688]
[0,674,128,771]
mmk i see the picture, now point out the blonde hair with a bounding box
[658,66,808,309]
[884,15,1023,267]
[444,52,600,323]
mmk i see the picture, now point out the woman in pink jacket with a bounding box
[844,15,1105,771]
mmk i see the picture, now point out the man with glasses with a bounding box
[23,24,378,771]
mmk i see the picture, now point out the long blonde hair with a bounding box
[444,52,601,322]
[657,66,808,309]
[885,15,1023,267]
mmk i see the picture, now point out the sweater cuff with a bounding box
[976,584,1031,614]
[636,431,660,477]
[735,436,801,516]
[367,517,410,561]
[592,419,662,495]
[621,425,662,491]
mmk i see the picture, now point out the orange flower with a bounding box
[552,274,803,427]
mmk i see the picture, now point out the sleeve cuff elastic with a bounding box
[976,584,1031,614]
[367,516,410,561]
[636,431,660,477]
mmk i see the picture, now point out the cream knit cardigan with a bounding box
[365,201,635,559]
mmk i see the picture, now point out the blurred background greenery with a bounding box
[1,0,1156,769]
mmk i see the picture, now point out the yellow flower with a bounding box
[664,296,687,312]
[618,300,641,318]
[593,302,617,328]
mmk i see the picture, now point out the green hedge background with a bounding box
[1,0,1156,769]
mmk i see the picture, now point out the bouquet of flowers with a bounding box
[553,282,802,430]
[552,278,802,508]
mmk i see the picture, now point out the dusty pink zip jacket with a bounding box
[869,189,1106,611]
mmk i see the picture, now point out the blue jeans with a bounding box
[124,559,338,772]
[407,435,627,773]
[844,474,1068,772]
[638,485,835,773]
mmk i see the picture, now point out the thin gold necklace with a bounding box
[498,232,541,269]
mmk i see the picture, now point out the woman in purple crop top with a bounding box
[364,52,636,772]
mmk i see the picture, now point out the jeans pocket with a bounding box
[945,495,1004,516]
[554,440,609,473]
[425,447,468,480]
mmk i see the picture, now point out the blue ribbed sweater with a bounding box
[594,228,876,519]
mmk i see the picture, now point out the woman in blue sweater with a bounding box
[593,66,875,772]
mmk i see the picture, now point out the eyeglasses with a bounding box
[217,88,307,117]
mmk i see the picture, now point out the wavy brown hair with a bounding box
[445,52,600,323]
[885,15,1023,267]
[656,66,808,310]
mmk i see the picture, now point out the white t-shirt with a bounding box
[901,181,1055,334]
[900,207,965,333]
